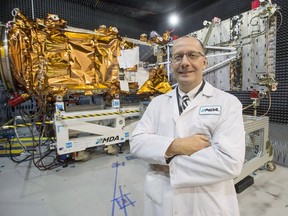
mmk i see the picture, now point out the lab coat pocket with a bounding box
[144,172,164,205]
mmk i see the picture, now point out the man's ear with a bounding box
[203,57,208,70]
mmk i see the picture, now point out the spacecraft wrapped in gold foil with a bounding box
[144,30,171,45]
[4,9,122,102]
[137,65,171,94]
[1,9,171,106]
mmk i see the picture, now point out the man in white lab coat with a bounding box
[130,36,245,216]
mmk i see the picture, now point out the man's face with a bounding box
[171,37,207,92]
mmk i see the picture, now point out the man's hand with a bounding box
[165,135,210,157]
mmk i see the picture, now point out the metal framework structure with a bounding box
[192,4,278,92]
[54,103,140,155]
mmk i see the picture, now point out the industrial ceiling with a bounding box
[63,0,219,22]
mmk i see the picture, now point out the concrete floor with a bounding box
[0,145,288,216]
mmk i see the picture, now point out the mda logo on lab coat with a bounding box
[199,105,221,115]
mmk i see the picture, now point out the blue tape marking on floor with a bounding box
[111,161,135,216]
[111,162,119,216]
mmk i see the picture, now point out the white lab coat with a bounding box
[130,81,245,216]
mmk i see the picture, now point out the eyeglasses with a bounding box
[171,51,204,64]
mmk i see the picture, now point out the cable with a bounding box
[242,103,254,111]
[0,118,14,128]
[5,98,63,170]
[13,117,28,152]
[275,10,283,32]
[260,91,271,117]
[8,138,31,163]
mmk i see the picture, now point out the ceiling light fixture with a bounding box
[168,13,179,27]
